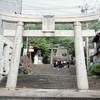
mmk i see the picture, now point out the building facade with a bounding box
[92,30,100,63]
[0,0,22,42]
[0,0,22,77]
[0,35,13,74]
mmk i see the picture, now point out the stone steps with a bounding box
[0,75,77,89]
[0,64,77,89]
[0,64,100,90]
[0,96,100,100]
[53,56,68,61]
[16,75,77,89]
[1,75,100,90]
[30,64,76,76]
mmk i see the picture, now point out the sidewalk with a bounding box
[0,88,100,98]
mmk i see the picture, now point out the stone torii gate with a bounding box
[0,11,100,91]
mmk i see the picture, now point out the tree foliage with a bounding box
[89,63,100,77]
[30,37,51,57]
[55,24,73,30]
[23,21,100,58]
[58,38,75,55]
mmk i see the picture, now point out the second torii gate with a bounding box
[0,11,100,91]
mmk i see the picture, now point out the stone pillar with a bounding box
[50,47,53,64]
[86,37,89,69]
[93,43,97,63]
[6,21,24,89]
[67,47,69,62]
[74,21,89,90]
[34,55,38,64]
[0,19,3,35]
[0,37,3,74]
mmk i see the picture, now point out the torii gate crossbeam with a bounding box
[0,11,99,23]
[4,30,95,37]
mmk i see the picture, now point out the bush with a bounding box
[42,58,50,64]
[89,63,100,77]
[23,68,31,74]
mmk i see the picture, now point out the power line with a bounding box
[91,0,99,10]
[81,0,100,13]
[97,1,100,10]
[85,0,93,9]
[22,1,82,8]
[22,0,100,15]
[23,8,80,14]
[22,3,79,10]
[22,3,81,14]
[22,6,79,10]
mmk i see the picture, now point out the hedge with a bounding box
[89,63,100,77]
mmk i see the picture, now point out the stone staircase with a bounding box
[0,64,77,89]
[0,96,100,100]
[16,64,77,89]
[30,64,76,76]
[0,64,100,90]
[53,56,68,61]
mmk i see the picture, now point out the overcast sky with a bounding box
[22,0,100,15]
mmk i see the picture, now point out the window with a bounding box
[2,43,7,56]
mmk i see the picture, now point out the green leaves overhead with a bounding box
[55,24,73,30]
[24,21,100,57]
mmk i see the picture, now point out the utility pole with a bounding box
[26,25,32,62]
[67,47,69,62]
[28,35,32,63]
[26,24,29,51]
[81,1,90,69]
[86,23,89,69]
[50,46,53,64]
[20,0,23,14]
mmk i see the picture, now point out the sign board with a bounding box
[29,46,33,49]
[83,41,86,47]
[0,59,9,74]
[29,49,34,52]
[42,16,55,33]
[23,49,27,55]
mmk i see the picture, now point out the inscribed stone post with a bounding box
[74,21,89,90]
[6,21,24,89]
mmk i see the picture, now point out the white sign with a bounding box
[23,49,27,55]
[29,49,34,52]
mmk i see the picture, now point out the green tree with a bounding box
[30,37,51,57]
[89,63,100,77]
[24,22,100,58]
[59,38,75,56]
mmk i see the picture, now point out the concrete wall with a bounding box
[0,0,22,14]
[0,0,22,42]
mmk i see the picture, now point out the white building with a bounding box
[0,35,13,74]
[0,0,22,42]
[0,0,22,79]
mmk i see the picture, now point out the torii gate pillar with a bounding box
[6,21,24,89]
[74,21,89,90]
